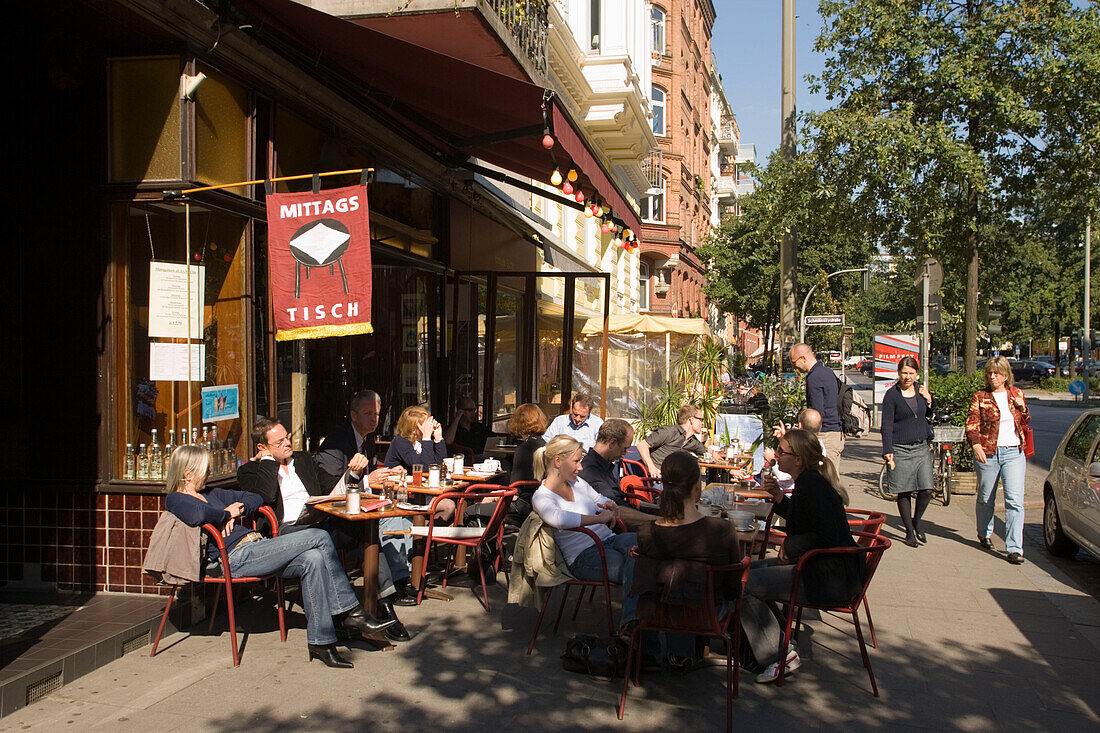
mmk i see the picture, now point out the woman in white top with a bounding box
[965,356,1030,564]
[531,435,639,629]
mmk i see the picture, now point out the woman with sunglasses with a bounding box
[165,445,394,668]
[741,430,861,684]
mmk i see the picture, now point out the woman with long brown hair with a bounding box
[742,429,860,683]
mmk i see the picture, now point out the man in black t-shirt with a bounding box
[444,395,493,456]
[636,404,707,477]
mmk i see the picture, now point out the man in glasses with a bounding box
[239,415,411,642]
[636,404,708,478]
[542,392,604,452]
[444,395,493,456]
[790,343,844,474]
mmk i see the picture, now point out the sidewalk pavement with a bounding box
[3,437,1099,732]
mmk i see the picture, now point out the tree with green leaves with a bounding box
[805,0,1100,374]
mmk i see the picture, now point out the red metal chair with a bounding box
[526,522,626,654]
[775,531,892,696]
[410,485,517,611]
[619,474,662,508]
[620,458,650,478]
[618,555,752,732]
[150,505,287,667]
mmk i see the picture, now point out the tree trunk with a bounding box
[963,0,983,378]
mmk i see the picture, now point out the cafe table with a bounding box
[309,498,429,617]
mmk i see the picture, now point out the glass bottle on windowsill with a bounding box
[137,443,149,479]
[124,443,136,480]
[149,429,163,479]
[165,429,176,465]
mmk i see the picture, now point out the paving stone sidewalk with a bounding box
[2,436,1098,732]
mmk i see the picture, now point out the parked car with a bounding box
[1043,409,1100,561]
[856,358,874,377]
[1011,360,1056,385]
[843,355,865,368]
[1036,355,1055,366]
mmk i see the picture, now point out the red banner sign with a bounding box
[266,184,372,340]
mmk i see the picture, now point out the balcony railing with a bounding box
[487,0,549,77]
[641,149,663,190]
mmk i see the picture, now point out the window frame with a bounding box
[638,261,650,311]
[651,5,666,55]
[651,85,666,137]
[641,175,666,224]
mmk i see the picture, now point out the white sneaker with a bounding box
[755,649,801,684]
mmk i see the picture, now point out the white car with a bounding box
[843,355,865,368]
[1043,408,1100,560]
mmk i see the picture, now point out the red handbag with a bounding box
[1021,424,1035,458]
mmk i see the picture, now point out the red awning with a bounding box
[235,0,642,237]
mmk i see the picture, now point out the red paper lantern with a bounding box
[574,190,585,203]
[562,181,573,195]
[542,134,555,149]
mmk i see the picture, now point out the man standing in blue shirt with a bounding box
[790,343,844,475]
[542,393,603,451]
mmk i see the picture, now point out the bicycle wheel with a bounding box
[941,459,952,507]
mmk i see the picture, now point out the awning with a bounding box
[234,0,643,238]
[580,314,711,337]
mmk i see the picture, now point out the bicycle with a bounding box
[874,422,961,506]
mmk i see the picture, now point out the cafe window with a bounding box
[109,202,252,484]
[108,56,182,182]
[638,261,650,311]
[194,64,249,187]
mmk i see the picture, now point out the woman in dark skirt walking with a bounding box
[881,356,935,547]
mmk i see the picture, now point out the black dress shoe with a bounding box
[391,581,419,607]
[342,604,397,636]
[377,598,411,642]
[915,529,927,544]
[308,643,353,668]
[1007,552,1025,565]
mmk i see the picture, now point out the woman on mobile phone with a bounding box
[881,357,935,547]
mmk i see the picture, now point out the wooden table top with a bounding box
[310,497,429,520]
[449,470,506,483]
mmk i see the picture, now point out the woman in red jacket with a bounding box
[966,356,1030,564]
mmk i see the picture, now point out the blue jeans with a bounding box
[228,528,358,646]
[975,445,1027,554]
[381,516,412,582]
[568,532,638,627]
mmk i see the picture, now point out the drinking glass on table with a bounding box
[411,463,424,487]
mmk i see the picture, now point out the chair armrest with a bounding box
[257,505,281,537]
[786,532,889,607]
[564,525,614,577]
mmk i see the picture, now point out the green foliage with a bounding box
[730,350,747,377]
[701,0,1100,370]
[756,374,806,448]
[633,337,728,437]
[1041,375,1100,392]
[928,371,984,470]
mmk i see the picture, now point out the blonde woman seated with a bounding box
[531,435,638,630]
[384,405,455,522]
[163,445,393,669]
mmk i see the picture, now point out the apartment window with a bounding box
[638,261,650,311]
[651,6,666,55]
[642,176,665,223]
[651,86,666,136]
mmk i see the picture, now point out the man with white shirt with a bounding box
[542,393,603,451]
[238,417,410,642]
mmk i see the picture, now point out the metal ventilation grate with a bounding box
[25,671,62,705]
[122,632,147,656]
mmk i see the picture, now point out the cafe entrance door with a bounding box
[445,272,610,432]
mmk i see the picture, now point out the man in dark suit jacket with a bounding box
[238,416,410,641]
[315,390,418,607]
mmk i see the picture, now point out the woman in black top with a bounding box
[633,451,741,668]
[881,356,935,547]
[744,429,861,684]
[505,403,549,524]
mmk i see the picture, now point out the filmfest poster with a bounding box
[265,184,372,340]
[873,334,921,406]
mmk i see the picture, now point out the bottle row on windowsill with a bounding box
[123,426,238,481]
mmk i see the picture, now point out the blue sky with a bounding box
[711,1,829,164]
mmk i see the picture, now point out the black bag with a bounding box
[561,634,628,678]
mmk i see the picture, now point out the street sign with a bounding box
[1070,380,1086,396]
[913,257,944,293]
[805,314,844,326]
[842,326,855,334]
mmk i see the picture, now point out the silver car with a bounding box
[1043,409,1100,559]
